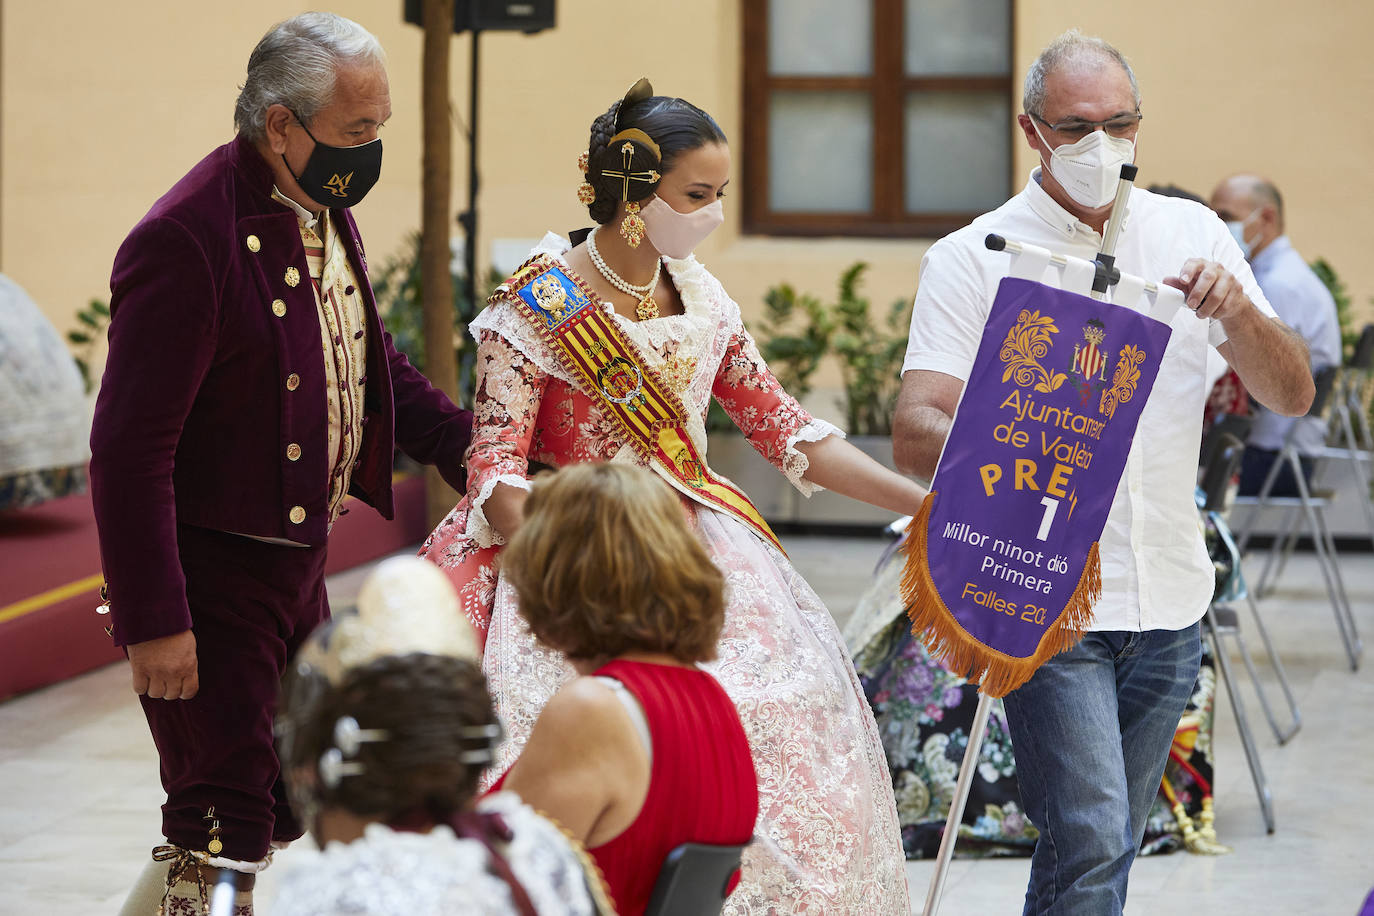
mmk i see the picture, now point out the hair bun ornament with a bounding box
[596,127,663,206]
[592,76,663,207]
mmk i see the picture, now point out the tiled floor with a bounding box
[1,536,1371,914]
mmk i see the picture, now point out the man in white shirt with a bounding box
[892,31,1313,915]
[1210,174,1343,496]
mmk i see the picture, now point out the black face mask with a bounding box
[286,114,383,208]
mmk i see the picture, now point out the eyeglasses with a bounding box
[1032,111,1143,140]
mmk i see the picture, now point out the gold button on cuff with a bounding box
[289,506,306,524]
[286,443,302,461]
[286,373,300,391]
[271,299,287,318]
[245,235,261,253]
[285,266,301,287]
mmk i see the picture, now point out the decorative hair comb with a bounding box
[614,77,654,131]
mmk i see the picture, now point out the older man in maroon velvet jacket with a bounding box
[90,13,472,912]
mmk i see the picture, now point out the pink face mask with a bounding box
[640,195,724,259]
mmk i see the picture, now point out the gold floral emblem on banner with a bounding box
[999,309,1067,393]
[1100,344,1146,419]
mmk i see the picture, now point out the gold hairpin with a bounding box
[602,132,662,202]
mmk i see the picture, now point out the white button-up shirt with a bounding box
[904,169,1278,632]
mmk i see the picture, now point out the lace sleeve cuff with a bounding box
[782,418,846,497]
[465,473,531,548]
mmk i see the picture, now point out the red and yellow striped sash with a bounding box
[498,255,783,552]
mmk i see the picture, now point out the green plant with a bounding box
[67,298,110,393]
[1310,257,1358,361]
[371,232,500,406]
[754,262,911,437]
[756,279,836,402]
[829,264,912,436]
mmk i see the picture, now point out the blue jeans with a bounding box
[1002,624,1202,915]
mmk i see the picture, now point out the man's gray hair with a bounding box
[234,12,385,142]
[1242,176,1286,229]
[1023,29,1140,118]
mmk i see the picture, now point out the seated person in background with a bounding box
[272,556,611,916]
[497,463,759,916]
[1211,174,1339,496]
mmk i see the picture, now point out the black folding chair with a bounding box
[645,842,748,916]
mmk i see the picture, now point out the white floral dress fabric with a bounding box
[420,234,909,914]
[271,792,598,915]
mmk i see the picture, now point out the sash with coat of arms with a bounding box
[495,254,785,553]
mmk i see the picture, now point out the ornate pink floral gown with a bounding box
[420,234,908,913]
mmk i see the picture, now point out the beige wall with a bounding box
[4,0,1372,397]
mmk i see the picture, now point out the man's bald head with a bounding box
[1210,174,1285,259]
[1212,174,1285,231]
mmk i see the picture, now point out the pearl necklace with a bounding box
[587,227,662,320]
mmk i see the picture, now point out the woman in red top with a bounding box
[498,463,758,915]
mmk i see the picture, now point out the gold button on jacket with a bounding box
[285,373,300,391]
[289,506,306,524]
[286,443,302,461]
[271,299,287,318]
[284,266,301,288]
[245,234,261,252]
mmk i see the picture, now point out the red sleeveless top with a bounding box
[587,659,758,915]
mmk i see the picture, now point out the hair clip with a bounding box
[318,747,366,789]
[333,716,387,757]
[460,723,504,741]
[459,748,496,765]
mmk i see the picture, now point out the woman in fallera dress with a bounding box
[420,78,925,912]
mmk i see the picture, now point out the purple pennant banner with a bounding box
[902,276,1173,696]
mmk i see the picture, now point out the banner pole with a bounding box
[922,689,994,916]
[1089,163,1138,301]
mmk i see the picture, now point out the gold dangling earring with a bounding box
[620,201,645,249]
[576,151,596,206]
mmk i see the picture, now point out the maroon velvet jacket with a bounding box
[90,136,472,646]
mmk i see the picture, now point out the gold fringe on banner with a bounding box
[899,492,1100,698]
